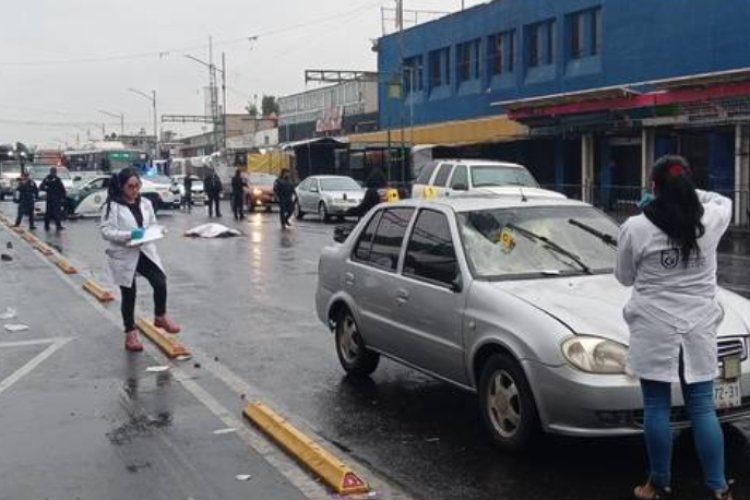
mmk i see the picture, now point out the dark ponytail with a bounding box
[643,155,705,266]
[105,168,140,218]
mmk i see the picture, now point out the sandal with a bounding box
[634,481,671,499]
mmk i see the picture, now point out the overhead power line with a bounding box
[0,0,383,68]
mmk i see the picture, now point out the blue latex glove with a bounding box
[131,228,145,240]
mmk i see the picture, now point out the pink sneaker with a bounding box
[125,330,143,352]
[154,315,181,334]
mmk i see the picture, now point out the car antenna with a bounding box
[519,186,528,202]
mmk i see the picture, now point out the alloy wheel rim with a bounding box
[339,315,360,364]
[487,369,521,438]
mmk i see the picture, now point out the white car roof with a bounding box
[434,159,526,169]
[388,193,592,213]
[307,175,356,180]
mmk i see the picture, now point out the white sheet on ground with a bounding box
[184,223,242,238]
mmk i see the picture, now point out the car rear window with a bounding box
[354,208,414,271]
[432,164,453,187]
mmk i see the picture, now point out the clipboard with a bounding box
[127,225,165,247]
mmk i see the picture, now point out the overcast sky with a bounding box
[0,0,485,148]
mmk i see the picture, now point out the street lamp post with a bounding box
[98,110,125,136]
[128,87,158,162]
[184,52,227,155]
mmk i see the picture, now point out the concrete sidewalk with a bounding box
[0,224,311,500]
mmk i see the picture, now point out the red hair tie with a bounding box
[668,164,685,176]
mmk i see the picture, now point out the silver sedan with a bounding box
[294,175,364,222]
[315,195,750,451]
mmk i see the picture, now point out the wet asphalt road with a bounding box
[4,200,750,500]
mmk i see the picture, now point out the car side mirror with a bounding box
[452,183,468,191]
[450,273,463,293]
[333,224,353,243]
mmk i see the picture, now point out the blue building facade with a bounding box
[374,0,750,224]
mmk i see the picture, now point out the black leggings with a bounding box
[120,253,167,331]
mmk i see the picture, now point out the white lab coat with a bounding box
[615,190,732,383]
[100,197,164,288]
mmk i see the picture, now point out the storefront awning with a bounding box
[280,137,348,150]
[347,115,526,147]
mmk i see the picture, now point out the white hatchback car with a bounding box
[411,159,565,200]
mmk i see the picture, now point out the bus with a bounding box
[61,142,147,181]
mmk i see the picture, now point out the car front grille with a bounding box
[718,337,747,362]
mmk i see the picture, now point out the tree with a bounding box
[261,95,279,117]
[246,103,259,117]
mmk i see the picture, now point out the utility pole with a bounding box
[185,38,225,160]
[99,110,125,135]
[222,52,227,154]
[128,87,159,162]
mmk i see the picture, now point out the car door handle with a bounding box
[344,272,355,286]
[395,289,409,306]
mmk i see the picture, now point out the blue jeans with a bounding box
[640,378,727,491]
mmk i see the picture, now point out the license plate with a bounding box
[714,379,741,410]
[722,356,741,379]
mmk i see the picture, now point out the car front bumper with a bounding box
[524,358,750,437]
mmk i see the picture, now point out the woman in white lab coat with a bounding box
[100,168,181,352]
[615,155,733,500]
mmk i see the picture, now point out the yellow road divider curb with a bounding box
[13,226,25,234]
[21,232,37,244]
[34,243,54,256]
[55,258,78,274]
[135,317,190,359]
[244,401,370,496]
[83,279,115,302]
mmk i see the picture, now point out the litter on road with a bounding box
[235,474,253,481]
[145,366,170,373]
[0,307,17,320]
[212,428,237,435]
[184,223,242,238]
[4,324,29,332]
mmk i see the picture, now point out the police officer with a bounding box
[13,171,38,230]
[230,168,247,221]
[40,166,66,231]
[182,171,193,213]
[273,169,295,229]
[203,169,223,217]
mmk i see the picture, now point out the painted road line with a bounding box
[135,317,190,359]
[245,401,370,496]
[82,279,115,302]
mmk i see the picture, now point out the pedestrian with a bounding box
[182,171,193,213]
[230,167,248,221]
[346,168,385,220]
[13,171,38,230]
[100,167,181,352]
[273,168,295,229]
[203,169,223,218]
[40,166,66,231]
[615,155,734,500]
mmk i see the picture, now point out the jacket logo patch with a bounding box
[660,249,680,269]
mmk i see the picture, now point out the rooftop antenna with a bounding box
[519,186,528,202]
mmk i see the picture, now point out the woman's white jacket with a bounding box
[615,190,732,383]
[100,197,164,288]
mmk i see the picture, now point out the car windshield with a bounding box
[470,165,539,188]
[0,162,22,174]
[458,205,618,279]
[249,174,277,185]
[144,175,173,185]
[320,177,361,191]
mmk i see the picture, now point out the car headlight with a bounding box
[253,188,262,196]
[561,336,628,374]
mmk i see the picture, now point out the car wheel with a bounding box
[319,202,331,222]
[478,353,539,453]
[335,307,380,377]
[294,201,305,220]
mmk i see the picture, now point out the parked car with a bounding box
[315,195,750,451]
[141,175,181,208]
[295,175,365,222]
[245,173,278,212]
[171,174,206,206]
[0,161,22,200]
[65,175,176,217]
[411,159,565,200]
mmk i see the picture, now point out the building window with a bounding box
[457,39,480,83]
[489,30,515,76]
[428,47,451,90]
[403,56,424,94]
[568,7,602,60]
[527,20,555,68]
